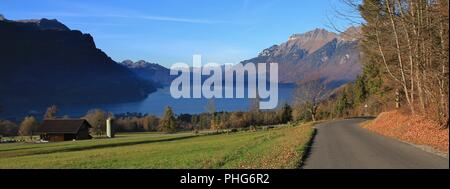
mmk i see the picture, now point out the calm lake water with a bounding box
[2,84,296,120]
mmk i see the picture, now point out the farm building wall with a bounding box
[76,125,92,140]
[46,134,65,142]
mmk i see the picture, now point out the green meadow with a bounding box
[0,124,314,169]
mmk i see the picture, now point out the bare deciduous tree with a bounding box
[294,79,326,122]
[44,105,59,119]
[18,116,38,139]
[340,0,449,127]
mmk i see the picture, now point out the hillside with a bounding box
[0,17,156,108]
[242,27,362,89]
[121,60,173,86]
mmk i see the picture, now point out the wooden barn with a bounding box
[36,119,92,142]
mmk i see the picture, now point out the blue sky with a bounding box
[0,0,356,67]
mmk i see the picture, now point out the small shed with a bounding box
[36,119,92,142]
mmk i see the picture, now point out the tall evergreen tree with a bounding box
[159,106,178,133]
[279,103,293,123]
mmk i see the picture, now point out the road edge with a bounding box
[298,126,317,169]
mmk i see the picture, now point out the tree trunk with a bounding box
[386,0,415,114]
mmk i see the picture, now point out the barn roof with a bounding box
[36,119,91,134]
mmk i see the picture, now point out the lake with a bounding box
[1,84,296,120]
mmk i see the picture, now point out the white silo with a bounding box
[106,118,114,138]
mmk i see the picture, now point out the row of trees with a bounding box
[357,0,448,126]
[292,0,449,127]
[0,100,295,138]
[112,102,293,134]
[0,105,59,137]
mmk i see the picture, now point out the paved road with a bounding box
[302,118,449,169]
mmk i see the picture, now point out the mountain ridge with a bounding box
[242,27,362,89]
[121,60,174,86]
[124,27,362,89]
[0,16,156,111]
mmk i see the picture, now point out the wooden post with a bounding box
[395,89,400,109]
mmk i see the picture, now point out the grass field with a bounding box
[0,123,314,169]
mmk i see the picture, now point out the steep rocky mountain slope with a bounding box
[242,27,362,89]
[121,60,173,86]
[0,17,156,108]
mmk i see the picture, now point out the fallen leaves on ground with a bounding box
[362,110,449,154]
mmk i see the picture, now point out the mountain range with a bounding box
[0,17,156,108]
[121,60,173,86]
[242,27,362,89]
[0,15,362,114]
[125,27,362,91]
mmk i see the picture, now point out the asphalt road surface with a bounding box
[302,118,449,169]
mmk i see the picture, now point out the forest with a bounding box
[296,0,449,128]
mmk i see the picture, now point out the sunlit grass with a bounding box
[0,124,314,169]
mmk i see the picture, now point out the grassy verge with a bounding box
[0,123,314,169]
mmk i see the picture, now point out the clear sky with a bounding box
[0,0,355,67]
